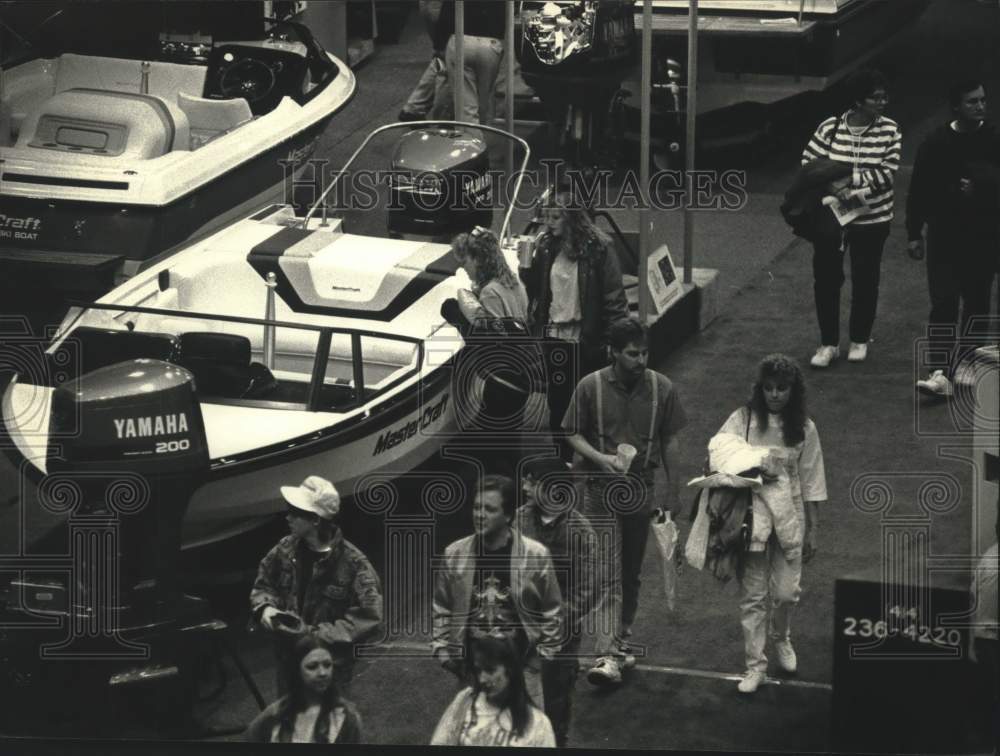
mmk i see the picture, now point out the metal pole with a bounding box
[798,0,807,26]
[638,0,653,323]
[454,0,465,123]
[683,0,698,285]
[505,0,516,199]
[263,272,277,370]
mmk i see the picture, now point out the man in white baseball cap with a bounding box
[250,475,383,694]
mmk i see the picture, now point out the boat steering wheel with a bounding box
[218,57,278,103]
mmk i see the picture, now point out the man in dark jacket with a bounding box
[908,79,1000,397]
[514,457,599,747]
[250,476,383,694]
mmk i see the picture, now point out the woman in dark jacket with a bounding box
[518,190,629,445]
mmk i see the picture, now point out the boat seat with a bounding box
[54,54,208,102]
[15,88,190,158]
[176,92,253,149]
[57,326,182,381]
[176,332,278,400]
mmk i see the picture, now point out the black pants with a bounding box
[925,225,999,375]
[541,633,581,748]
[812,222,891,346]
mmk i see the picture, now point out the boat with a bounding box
[0,5,356,297]
[1,121,532,551]
[638,0,931,113]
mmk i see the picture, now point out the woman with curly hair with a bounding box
[715,354,827,694]
[449,227,535,464]
[431,635,555,748]
[244,635,362,743]
[518,190,628,445]
[451,226,529,322]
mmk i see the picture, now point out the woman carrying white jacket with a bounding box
[714,354,827,694]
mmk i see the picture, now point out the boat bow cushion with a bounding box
[16,88,190,157]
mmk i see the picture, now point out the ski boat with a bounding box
[1,122,532,550]
[0,10,355,296]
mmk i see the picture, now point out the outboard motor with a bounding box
[519,0,636,75]
[387,126,493,237]
[0,359,217,734]
[517,1,637,165]
[45,358,210,618]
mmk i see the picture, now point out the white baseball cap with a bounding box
[280,476,340,520]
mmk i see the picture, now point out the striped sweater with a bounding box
[802,112,902,225]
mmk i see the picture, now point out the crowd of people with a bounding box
[237,64,998,746]
[797,70,999,395]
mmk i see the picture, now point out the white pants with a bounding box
[739,538,802,674]
[445,34,503,126]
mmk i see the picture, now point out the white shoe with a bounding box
[847,342,868,362]
[810,346,840,368]
[737,670,767,694]
[587,657,623,686]
[916,370,953,397]
[774,640,798,673]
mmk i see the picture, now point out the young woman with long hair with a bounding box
[715,354,827,694]
[518,189,628,447]
[244,635,362,743]
[431,635,555,747]
[451,226,529,321]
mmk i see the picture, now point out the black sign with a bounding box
[832,575,976,753]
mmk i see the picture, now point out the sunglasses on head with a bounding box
[470,225,489,238]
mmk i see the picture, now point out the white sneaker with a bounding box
[587,657,623,686]
[774,640,798,673]
[916,370,953,397]
[810,346,840,368]
[847,342,868,362]
[737,670,767,694]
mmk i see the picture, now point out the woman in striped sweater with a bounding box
[802,69,902,367]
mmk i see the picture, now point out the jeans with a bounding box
[445,34,503,126]
[812,222,890,345]
[739,537,802,674]
[582,476,654,658]
[542,633,581,747]
[925,225,999,375]
[403,55,450,117]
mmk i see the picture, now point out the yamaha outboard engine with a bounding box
[388,126,493,237]
[45,358,209,613]
[0,359,215,734]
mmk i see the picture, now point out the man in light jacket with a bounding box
[433,474,563,708]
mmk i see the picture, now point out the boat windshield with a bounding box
[45,302,423,414]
